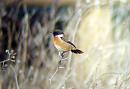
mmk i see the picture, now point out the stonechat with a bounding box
[52,31,83,57]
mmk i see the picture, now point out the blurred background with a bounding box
[0,0,130,89]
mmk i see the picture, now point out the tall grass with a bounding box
[0,0,130,89]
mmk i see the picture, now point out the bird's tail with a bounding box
[71,49,83,54]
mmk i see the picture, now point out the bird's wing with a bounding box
[67,41,76,48]
[61,37,76,48]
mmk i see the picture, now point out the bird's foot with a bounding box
[60,51,68,58]
[58,58,70,69]
[58,60,65,69]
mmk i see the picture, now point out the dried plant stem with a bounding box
[10,65,19,89]
[49,9,81,87]
[49,1,81,89]
[49,66,59,84]
[49,52,66,84]
[55,6,82,89]
[0,59,15,64]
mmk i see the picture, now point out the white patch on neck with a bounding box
[56,34,63,38]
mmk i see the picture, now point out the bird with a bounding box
[52,31,83,57]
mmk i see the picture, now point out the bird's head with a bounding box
[53,31,64,38]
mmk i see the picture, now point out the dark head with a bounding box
[53,31,64,37]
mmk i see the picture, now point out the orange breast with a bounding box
[53,37,71,51]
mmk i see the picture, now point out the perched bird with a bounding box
[52,31,83,57]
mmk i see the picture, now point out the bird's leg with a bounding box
[61,51,66,58]
[58,52,62,59]
[58,51,69,68]
[58,60,62,65]
[58,52,63,65]
[58,51,66,68]
[58,51,66,59]
[58,58,65,69]
[61,51,69,61]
